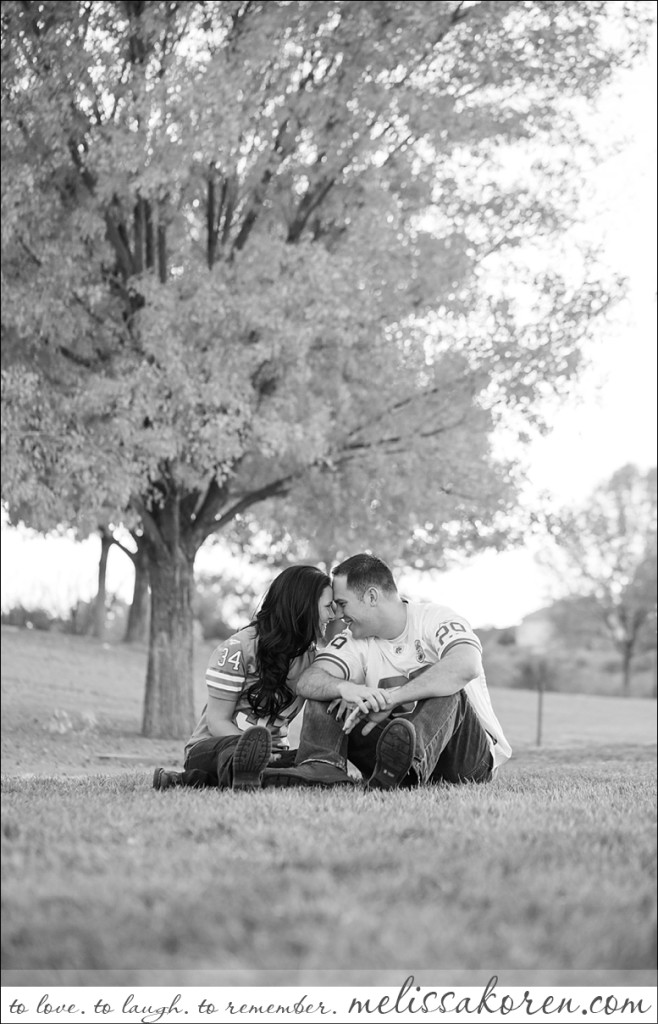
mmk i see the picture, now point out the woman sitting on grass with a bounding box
[153,564,335,791]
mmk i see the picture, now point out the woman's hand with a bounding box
[327,698,353,720]
[343,705,393,735]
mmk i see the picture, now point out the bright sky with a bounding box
[1,36,656,629]
[403,34,658,625]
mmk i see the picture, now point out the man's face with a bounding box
[332,575,379,640]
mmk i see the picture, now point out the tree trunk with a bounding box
[141,542,196,738]
[92,530,112,640]
[621,643,633,697]
[124,545,150,644]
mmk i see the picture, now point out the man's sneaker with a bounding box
[231,726,272,790]
[366,719,416,790]
[261,760,355,789]
[152,767,183,791]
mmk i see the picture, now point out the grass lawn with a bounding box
[1,626,656,988]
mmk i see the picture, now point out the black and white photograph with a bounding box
[1,2,656,1020]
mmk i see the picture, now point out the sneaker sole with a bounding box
[152,767,164,790]
[367,719,415,790]
[232,728,272,790]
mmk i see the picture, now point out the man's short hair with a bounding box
[332,554,398,597]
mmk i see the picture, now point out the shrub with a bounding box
[2,598,130,643]
[1,604,57,631]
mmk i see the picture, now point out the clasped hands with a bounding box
[328,682,400,736]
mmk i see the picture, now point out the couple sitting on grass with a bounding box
[153,553,511,793]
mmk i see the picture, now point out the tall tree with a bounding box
[544,465,658,695]
[1,1,653,735]
[100,525,151,643]
[93,526,113,640]
[122,536,150,644]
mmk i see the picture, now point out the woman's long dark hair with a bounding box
[246,565,332,720]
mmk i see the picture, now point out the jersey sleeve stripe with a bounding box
[207,667,244,682]
[207,679,243,694]
[441,637,482,658]
[313,654,350,679]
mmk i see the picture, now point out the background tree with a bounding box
[544,464,658,696]
[2,1,654,735]
[100,525,152,644]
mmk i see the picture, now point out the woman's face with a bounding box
[317,585,337,637]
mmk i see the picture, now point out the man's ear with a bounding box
[366,586,379,606]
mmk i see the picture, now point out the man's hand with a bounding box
[326,684,393,734]
[341,685,405,734]
[335,682,391,715]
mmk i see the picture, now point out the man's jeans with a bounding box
[178,736,297,788]
[296,691,493,785]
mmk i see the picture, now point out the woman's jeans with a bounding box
[178,736,297,788]
[296,690,493,785]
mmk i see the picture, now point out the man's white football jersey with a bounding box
[315,601,511,769]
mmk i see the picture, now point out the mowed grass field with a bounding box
[1,626,656,987]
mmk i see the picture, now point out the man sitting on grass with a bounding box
[262,553,512,790]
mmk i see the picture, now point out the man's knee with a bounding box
[408,690,463,731]
[413,691,463,714]
[303,699,336,724]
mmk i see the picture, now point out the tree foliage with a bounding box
[2,0,654,733]
[544,464,658,695]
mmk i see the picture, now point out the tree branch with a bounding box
[207,171,218,269]
[200,474,297,542]
[105,208,135,280]
[130,493,169,559]
[187,476,228,539]
[287,176,338,243]
[107,533,138,564]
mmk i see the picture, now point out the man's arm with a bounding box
[343,645,482,735]
[297,661,390,713]
[387,645,482,707]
